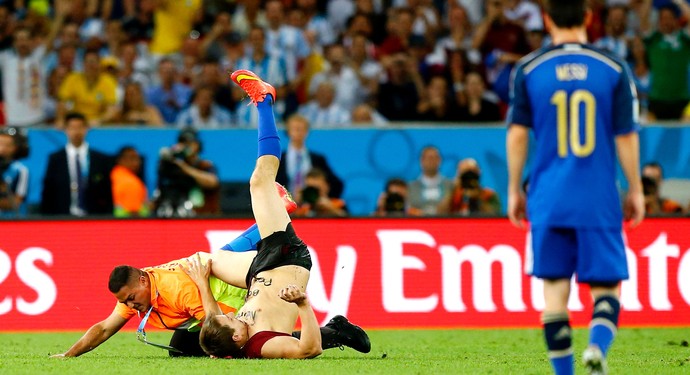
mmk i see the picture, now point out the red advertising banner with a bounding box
[0,218,689,331]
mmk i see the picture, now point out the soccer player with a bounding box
[183,69,343,359]
[506,1,645,374]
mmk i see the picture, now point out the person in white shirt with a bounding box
[298,81,351,128]
[0,3,66,126]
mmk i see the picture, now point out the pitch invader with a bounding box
[506,1,645,374]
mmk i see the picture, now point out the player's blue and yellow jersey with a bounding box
[507,43,640,228]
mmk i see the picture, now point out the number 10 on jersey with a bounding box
[551,89,596,158]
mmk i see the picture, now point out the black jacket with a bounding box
[276,151,344,198]
[40,148,114,215]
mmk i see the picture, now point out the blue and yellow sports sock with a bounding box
[257,99,280,159]
[220,224,260,252]
[542,312,573,375]
[589,295,620,356]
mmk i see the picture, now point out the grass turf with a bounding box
[0,328,688,374]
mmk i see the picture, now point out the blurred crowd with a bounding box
[2,0,690,128]
[2,0,690,218]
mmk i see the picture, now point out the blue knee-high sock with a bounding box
[542,312,574,375]
[589,295,620,356]
[257,99,281,159]
[220,224,260,252]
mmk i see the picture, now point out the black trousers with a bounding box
[168,327,341,357]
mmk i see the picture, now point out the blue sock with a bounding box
[589,295,620,356]
[257,99,281,159]
[220,224,260,252]
[543,313,574,375]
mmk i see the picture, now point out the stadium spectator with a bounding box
[0,2,65,126]
[347,33,383,104]
[149,0,202,56]
[594,4,632,60]
[41,112,114,216]
[231,0,268,38]
[377,53,425,121]
[64,0,103,42]
[341,11,376,47]
[416,75,458,122]
[178,38,203,86]
[297,0,337,46]
[641,161,683,215]
[121,0,155,42]
[629,35,650,117]
[430,4,478,67]
[348,0,388,44]
[109,81,164,126]
[293,168,348,217]
[233,26,290,126]
[176,86,234,129]
[0,128,29,217]
[407,145,453,216]
[276,114,344,199]
[111,146,150,217]
[199,11,234,62]
[0,5,14,51]
[194,58,235,114]
[113,40,153,90]
[146,58,193,124]
[374,177,419,216]
[472,0,530,102]
[351,103,389,126]
[309,43,363,112]
[640,0,690,120]
[378,7,415,58]
[503,0,544,32]
[438,158,501,216]
[456,71,502,122]
[217,31,244,73]
[44,65,70,123]
[153,128,220,217]
[56,50,119,126]
[298,80,351,127]
[264,0,310,84]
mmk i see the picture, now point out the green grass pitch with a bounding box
[0,328,688,374]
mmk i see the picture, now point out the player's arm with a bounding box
[616,132,644,227]
[506,125,529,228]
[614,61,645,227]
[505,64,531,229]
[260,285,322,359]
[51,310,128,357]
[180,253,224,317]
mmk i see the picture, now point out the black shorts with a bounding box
[245,223,312,287]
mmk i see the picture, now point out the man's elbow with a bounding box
[302,346,323,359]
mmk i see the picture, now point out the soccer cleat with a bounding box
[229,69,276,105]
[326,315,371,353]
[276,182,297,214]
[583,346,608,375]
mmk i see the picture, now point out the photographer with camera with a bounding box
[641,162,683,215]
[374,178,421,217]
[154,128,220,217]
[0,128,29,217]
[293,168,347,217]
[438,158,501,216]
